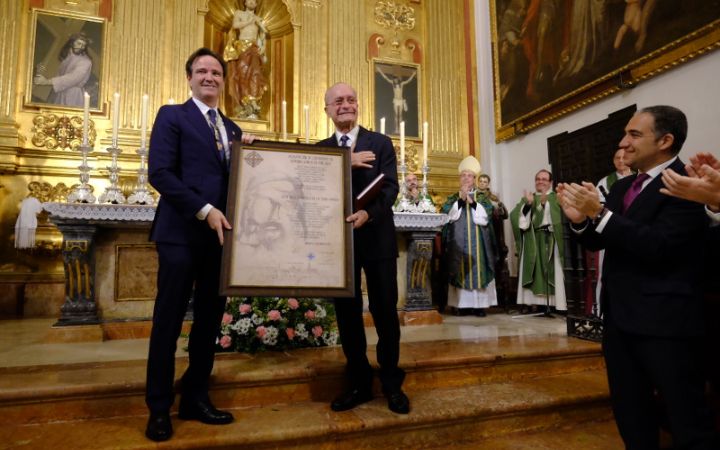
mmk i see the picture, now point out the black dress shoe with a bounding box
[145,412,173,442]
[330,388,373,412]
[474,308,486,317]
[178,399,234,425]
[386,389,410,414]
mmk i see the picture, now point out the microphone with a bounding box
[598,185,609,202]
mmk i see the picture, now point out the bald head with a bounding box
[324,82,359,133]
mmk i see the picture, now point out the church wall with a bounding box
[473,0,720,275]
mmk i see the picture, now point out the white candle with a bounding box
[82,92,90,146]
[168,98,175,105]
[422,121,429,165]
[303,104,309,144]
[140,94,149,149]
[399,121,405,165]
[281,100,287,141]
[380,117,385,135]
[112,92,120,147]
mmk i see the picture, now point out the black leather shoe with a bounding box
[386,389,410,414]
[178,399,234,425]
[145,412,173,441]
[330,388,373,412]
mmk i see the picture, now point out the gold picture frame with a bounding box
[25,8,106,112]
[490,1,720,141]
[220,140,355,298]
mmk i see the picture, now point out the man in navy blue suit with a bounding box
[317,82,409,414]
[144,48,242,442]
[557,106,718,449]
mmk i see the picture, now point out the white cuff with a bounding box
[196,203,213,220]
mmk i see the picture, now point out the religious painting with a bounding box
[221,141,355,298]
[372,60,421,138]
[25,9,106,111]
[490,0,720,141]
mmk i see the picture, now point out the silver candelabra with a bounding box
[68,145,97,203]
[127,145,154,205]
[98,145,126,204]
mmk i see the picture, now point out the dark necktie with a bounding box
[207,109,228,165]
[339,135,350,148]
[622,173,651,212]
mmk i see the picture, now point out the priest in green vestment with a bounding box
[441,156,498,316]
[597,149,633,202]
[509,169,567,311]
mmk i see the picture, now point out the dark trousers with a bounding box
[334,257,404,392]
[145,241,227,413]
[603,317,718,449]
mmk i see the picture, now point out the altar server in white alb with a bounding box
[441,156,498,316]
[509,169,567,311]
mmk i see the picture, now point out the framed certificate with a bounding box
[220,140,355,297]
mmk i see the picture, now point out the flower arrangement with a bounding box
[217,296,339,353]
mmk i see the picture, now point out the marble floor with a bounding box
[0,310,568,368]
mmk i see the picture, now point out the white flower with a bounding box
[295,323,309,340]
[261,326,279,346]
[315,304,327,319]
[233,318,252,335]
[323,330,339,346]
[251,313,264,325]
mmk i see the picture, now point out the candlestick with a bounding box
[140,94,148,149]
[303,104,309,144]
[282,100,287,141]
[111,92,120,147]
[422,121,429,165]
[380,117,385,135]
[399,121,405,165]
[82,92,90,146]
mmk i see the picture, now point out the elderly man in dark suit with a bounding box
[317,82,409,414]
[145,48,243,442]
[557,105,718,449]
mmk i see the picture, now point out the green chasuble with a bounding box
[441,193,496,290]
[509,193,564,296]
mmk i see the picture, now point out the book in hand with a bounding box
[355,173,385,211]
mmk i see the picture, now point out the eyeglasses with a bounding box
[327,97,357,107]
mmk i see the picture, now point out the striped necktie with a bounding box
[207,109,228,166]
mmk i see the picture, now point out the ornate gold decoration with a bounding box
[31,112,96,150]
[394,143,419,173]
[27,181,80,203]
[374,1,416,32]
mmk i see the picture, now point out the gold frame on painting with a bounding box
[370,58,422,139]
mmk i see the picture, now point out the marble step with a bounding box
[0,335,604,425]
[0,369,614,449]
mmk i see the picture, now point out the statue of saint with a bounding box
[223,0,268,119]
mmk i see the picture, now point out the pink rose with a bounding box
[268,310,281,321]
[221,313,233,325]
[256,326,267,338]
[219,335,232,348]
[288,298,299,310]
[286,328,295,340]
[312,325,323,337]
[305,310,316,320]
[239,304,252,315]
